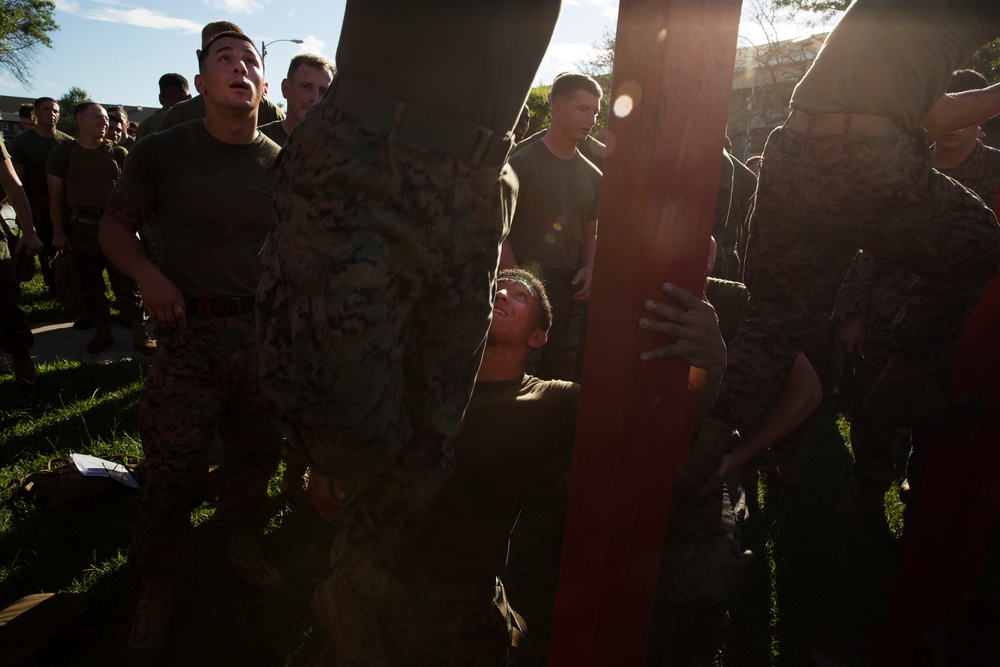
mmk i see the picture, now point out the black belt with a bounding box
[184,296,255,317]
[330,75,514,168]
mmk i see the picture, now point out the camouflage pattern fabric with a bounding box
[837,139,1000,497]
[378,578,512,667]
[130,315,280,573]
[0,232,33,353]
[64,220,109,322]
[717,126,1000,429]
[659,478,748,663]
[257,98,512,664]
[65,217,143,325]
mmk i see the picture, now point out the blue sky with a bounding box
[0,1,834,110]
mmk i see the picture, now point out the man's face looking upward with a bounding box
[197,37,265,111]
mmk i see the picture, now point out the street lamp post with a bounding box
[261,38,304,58]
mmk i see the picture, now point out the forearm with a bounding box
[99,216,158,283]
[731,354,821,464]
[923,83,1000,136]
[580,220,598,270]
[0,164,34,235]
[688,363,725,432]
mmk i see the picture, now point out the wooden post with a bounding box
[547,1,743,664]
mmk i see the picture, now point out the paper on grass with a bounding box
[70,452,140,489]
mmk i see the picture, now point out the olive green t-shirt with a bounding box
[394,373,579,584]
[45,142,128,179]
[157,95,285,133]
[506,140,602,271]
[111,120,280,298]
[258,120,289,147]
[8,129,73,198]
[135,107,169,141]
[791,0,1000,129]
[335,0,561,136]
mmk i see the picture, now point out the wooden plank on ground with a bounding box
[547,1,743,664]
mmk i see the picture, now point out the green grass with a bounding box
[2,276,999,665]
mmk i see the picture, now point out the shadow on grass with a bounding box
[0,360,147,469]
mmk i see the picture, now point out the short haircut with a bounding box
[287,53,336,80]
[158,73,190,94]
[202,20,244,48]
[18,103,33,119]
[497,268,553,334]
[198,31,260,71]
[948,68,989,94]
[74,102,100,119]
[551,72,603,101]
[33,96,56,109]
[107,105,128,124]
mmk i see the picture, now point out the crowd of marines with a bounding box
[3,0,1000,664]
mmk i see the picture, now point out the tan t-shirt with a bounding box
[791,0,1000,129]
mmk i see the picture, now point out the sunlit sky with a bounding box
[0,1,837,110]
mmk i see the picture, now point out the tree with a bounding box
[773,0,847,20]
[57,87,91,137]
[0,0,58,86]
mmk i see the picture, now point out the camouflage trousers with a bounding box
[66,217,143,325]
[257,96,512,663]
[658,478,748,663]
[131,315,280,574]
[378,577,512,666]
[0,232,32,353]
[716,126,1000,428]
[526,275,588,382]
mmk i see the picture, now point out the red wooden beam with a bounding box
[548,2,743,664]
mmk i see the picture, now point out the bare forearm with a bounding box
[923,83,1000,136]
[0,163,34,235]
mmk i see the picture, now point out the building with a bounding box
[727,33,828,161]
[1,95,157,144]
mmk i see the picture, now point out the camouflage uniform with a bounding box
[49,142,144,326]
[130,314,280,573]
[716,126,1000,431]
[839,139,1000,500]
[258,90,514,665]
[0,228,33,354]
[659,478,748,663]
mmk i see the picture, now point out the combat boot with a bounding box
[230,528,285,597]
[86,321,113,353]
[11,349,36,389]
[126,575,172,664]
[133,324,157,356]
[673,417,740,496]
[863,356,983,436]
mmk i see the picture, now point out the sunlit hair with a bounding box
[74,102,100,119]
[202,21,244,48]
[107,105,128,124]
[287,53,336,80]
[551,72,603,101]
[497,268,553,334]
[948,68,989,94]
[33,97,56,110]
[18,103,33,120]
